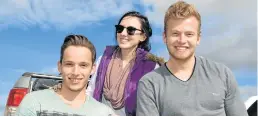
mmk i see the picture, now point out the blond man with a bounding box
[136,1,248,116]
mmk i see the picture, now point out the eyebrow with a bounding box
[171,30,195,33]
[80,62,91,65]
[185,31,196,34]
[62,61,90,64]
[62,61,73,63]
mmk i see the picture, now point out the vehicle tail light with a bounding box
[4,88,28,116]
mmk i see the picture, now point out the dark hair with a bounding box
[60,34,96,64]
[116,11,152,52]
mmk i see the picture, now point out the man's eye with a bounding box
[65,63,73,66]
[172,33,179,36]
[186,33,194,37]
[80,64,88,67]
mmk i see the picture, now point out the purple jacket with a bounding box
[93,46,159,115]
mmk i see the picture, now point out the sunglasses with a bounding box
[115,25,143,35]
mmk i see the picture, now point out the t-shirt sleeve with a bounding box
[15,93,39,116]
[136,76,159,116]
[224,67,248,116]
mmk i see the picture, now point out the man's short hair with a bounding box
[164,1,201,35]
[60,34,96,64]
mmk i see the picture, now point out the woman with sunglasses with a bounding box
[86,11,164,116]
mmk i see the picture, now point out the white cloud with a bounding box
[240,85,257,102]
[141,0,256,27]
[0,0,135,30]
[145,0,257,69]
[196,27,257,69]
[40,66,58,74]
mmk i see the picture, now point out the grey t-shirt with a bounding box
[136,56,248,116]
[15,89,115,116]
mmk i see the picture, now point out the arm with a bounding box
[15,94,39,116]
[86,56,102,96]
[224,67,248,116]
[136,77,159,116]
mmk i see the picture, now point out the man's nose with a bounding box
[71,65,80,75]
[177,34,187,44]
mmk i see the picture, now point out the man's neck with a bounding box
[57,85,87,108]
[166,55,196,81]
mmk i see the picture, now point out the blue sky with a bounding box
[0,0,257,115]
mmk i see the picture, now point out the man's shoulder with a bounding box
[16,89,54,113]
[24,89,54,100]
[28,89,53,96]
[197,56,230,72]
[86,96,114,115]
[196,56,233,80]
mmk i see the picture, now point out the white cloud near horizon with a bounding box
[140,0,256,27]
[0,0,135,31]
[240,85,257,101]
[40,66,59,75]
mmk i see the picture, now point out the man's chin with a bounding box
[68,86,85,92]
[170,53,194,61]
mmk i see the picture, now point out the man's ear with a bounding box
[197,36,201,45]
[163,32,167,44]
[90,63,96,75]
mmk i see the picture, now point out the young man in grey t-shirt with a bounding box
[15,35,115,116]
[136,1,248,116]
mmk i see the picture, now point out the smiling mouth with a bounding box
[69,78,82,83]
[175,46,189,50]
[119,38,130,43]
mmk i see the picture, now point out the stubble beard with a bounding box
[166,44,195,62]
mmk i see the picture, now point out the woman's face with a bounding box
[116,16,146,51]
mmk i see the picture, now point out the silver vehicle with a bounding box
[4,72,62,116]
